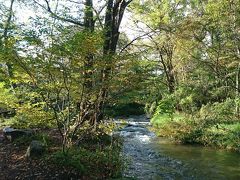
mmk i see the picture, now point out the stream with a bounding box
[115,115,240,180]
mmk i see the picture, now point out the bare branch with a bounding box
[68,0,85,5]
[92,7,104,29]
[119,31,156,53]
[33,0,85,26]
[126,0,133,6]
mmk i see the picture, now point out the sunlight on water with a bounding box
[136,135,151,143]
[117,116,240,179]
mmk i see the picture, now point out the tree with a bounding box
[0,0,15,83]
[31,0,133,127]
[0,0,134,150]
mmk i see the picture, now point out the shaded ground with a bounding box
[0,129,88,180]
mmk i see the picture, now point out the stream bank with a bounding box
[116,115,240,180]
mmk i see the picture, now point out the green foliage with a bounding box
[199,99,237,125]
[145,101,157,118]
[151,112,185,128]
[200,123,240,151]
[75,123,117,148]
[173,83,216,113]
[105,102,145,117]
[13,133,52,147]
[153,95,176,117]
[152,100,240,151]
[2,96,54,129]
[3,113,53,129]
[0,82,17,112]
[51,143,124,178]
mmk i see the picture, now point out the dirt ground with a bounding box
[0,129,89,180]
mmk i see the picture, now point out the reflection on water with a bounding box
[117,116,240,180]
[153,137,240,179]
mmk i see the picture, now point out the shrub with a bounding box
[198,98,237,126]
[0,82,17,118]
[152,98,240,151]
[51,143,124,178]
[13,133,52,147]
[3,104,54,129]
[145,101,157,118]
[153,95,176,117]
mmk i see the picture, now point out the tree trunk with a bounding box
[36,0,132,127]
[2,0,15,79]
[236,63,240,118]
[96,0,131,122]
[81,0,96,127]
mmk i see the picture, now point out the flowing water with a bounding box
[115,115,240,180]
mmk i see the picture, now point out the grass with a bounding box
[151,112,185,127]
[201,123,240,150]
[151,113,240,152]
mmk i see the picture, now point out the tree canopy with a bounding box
[0,0,239,158]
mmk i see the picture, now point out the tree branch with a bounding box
[119,31,155,53]
[34,0,85,26]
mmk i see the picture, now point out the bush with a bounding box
[51,142,124,179]
[152,98,240,151]
[13,133,52,147]
[200,123,240,151]
[3,105,54,129]
[145,101,157,118]
[153,95,176,117]
[173,85,206,112]
[198,98,237,126]
[0,82,17,118]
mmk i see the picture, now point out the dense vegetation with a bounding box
[0,0,133,178]
[0,0,239,178]
[133,0,240,152]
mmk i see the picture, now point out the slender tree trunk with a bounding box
[3,0,15,41]
[2,0,15,79]
[84,0,94,32]
[168,71,175,94]
[160,46,175,94]
[81,0,96,127]
[236,63,240,118]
